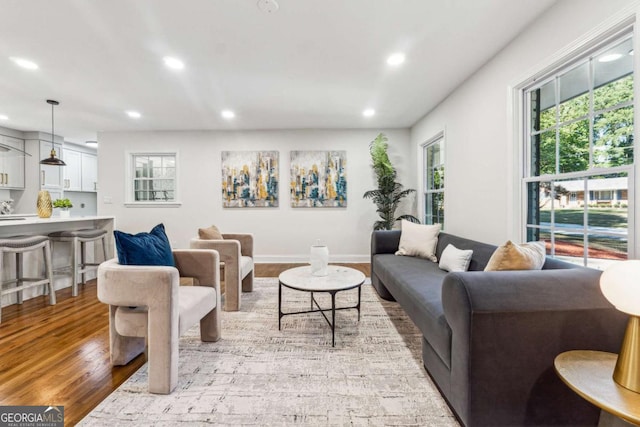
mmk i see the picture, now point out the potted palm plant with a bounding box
[363,133,419,230]
[53,198,73,218]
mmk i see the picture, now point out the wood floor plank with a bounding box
[0,263,369,425]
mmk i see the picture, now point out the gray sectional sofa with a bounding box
[371,230,628,427]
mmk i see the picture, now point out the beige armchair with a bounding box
[190,233,254,312]
[97,249,221,394]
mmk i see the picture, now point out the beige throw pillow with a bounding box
[395,220,441,262]
[484,240,545,271]
[198,225,224,240]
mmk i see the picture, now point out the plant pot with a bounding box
[59,209,70,218]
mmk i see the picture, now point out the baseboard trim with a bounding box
[254,254,370,263]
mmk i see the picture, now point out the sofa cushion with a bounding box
[240,256,253,279]
[373,254,451,368]
[178,286,216,335]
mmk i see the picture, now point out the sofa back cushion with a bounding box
[436,233,497,271]
[436,233,580,272]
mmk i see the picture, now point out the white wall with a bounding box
[411,0,638,246]
[97,128,413,262]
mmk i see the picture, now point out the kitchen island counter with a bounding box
[0,215,115,306]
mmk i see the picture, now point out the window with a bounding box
[423,135,445,226]
[128,153,178,204]
[523,33,633,267]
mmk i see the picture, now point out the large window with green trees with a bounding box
[524,33,633,267]
[423,135,444,226]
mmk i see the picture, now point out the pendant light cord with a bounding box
[51,102,54,148]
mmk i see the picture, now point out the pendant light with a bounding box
[40,99,66,166]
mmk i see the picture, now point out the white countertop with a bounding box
[0,215,115,227]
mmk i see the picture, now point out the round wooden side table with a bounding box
[554,350,640,426]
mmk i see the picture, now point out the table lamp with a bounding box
[600,260,640,393]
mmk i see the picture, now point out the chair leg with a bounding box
[200,305,221,342]
[15,253,23,304]
[71,237,78,297]
[224,265,241,312]
[80,240,87,286]
[242,270,254,293]
[101,235,108,262]
[108,305,145,366]
[0,250,4,323]
[147,307,178,394]
[44,242,56,305]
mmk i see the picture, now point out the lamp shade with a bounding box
[600,260,640,316]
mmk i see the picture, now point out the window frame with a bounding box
[125,151,181,207]
[518,27,636,267]
[422,132,445,227]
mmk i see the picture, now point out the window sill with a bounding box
[124,202,182,208]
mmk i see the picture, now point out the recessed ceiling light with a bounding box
[126,110,142,119]
[163,56,185,70]
[0,115,8,121]
[598,53,623,63]
[221,110,235,119]
[363,109,375,117]
[10,57,38,70]
[386,53,405,66]
[85,141,98,147]
[257,0,279,13]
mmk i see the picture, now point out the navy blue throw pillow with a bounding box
[114,223,175,267]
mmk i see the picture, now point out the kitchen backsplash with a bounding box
[1,199,14,215]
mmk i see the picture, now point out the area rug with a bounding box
[80,278,458,426]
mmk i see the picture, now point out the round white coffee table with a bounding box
[278,265,365,347]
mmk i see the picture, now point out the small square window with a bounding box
[127,152,179,205]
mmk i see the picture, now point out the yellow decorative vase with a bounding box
[37,190,52,218]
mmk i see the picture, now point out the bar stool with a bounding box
[0,235,55,323]
[48,229,108,297]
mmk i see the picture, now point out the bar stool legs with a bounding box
[0,235,56,323]
[49,229,108,297]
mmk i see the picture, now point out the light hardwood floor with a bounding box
[0,263,370,425]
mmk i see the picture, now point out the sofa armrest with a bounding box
[371,230,401,255]
[222,233,254,257]
[173,249,220,289]
[443,268,613,314]
[441,268,628,426]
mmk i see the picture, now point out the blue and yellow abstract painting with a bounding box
[222,151,279,207]
[290,151,347,208]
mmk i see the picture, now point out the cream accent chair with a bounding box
[190,233,254,312]
[97,249,221,394]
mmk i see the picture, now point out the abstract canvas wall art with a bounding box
[221,151,279,207]
[290,150,347,207]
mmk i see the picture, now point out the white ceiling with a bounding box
[0,0,557,143]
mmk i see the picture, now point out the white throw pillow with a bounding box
[395,220,441,261]
[438,244,473,272]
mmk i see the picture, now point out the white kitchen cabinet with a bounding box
[63,149,97,192]
[81,153,97,192]
[40,140,64,189]
[63,149,82,191]
[0,136,25,189]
